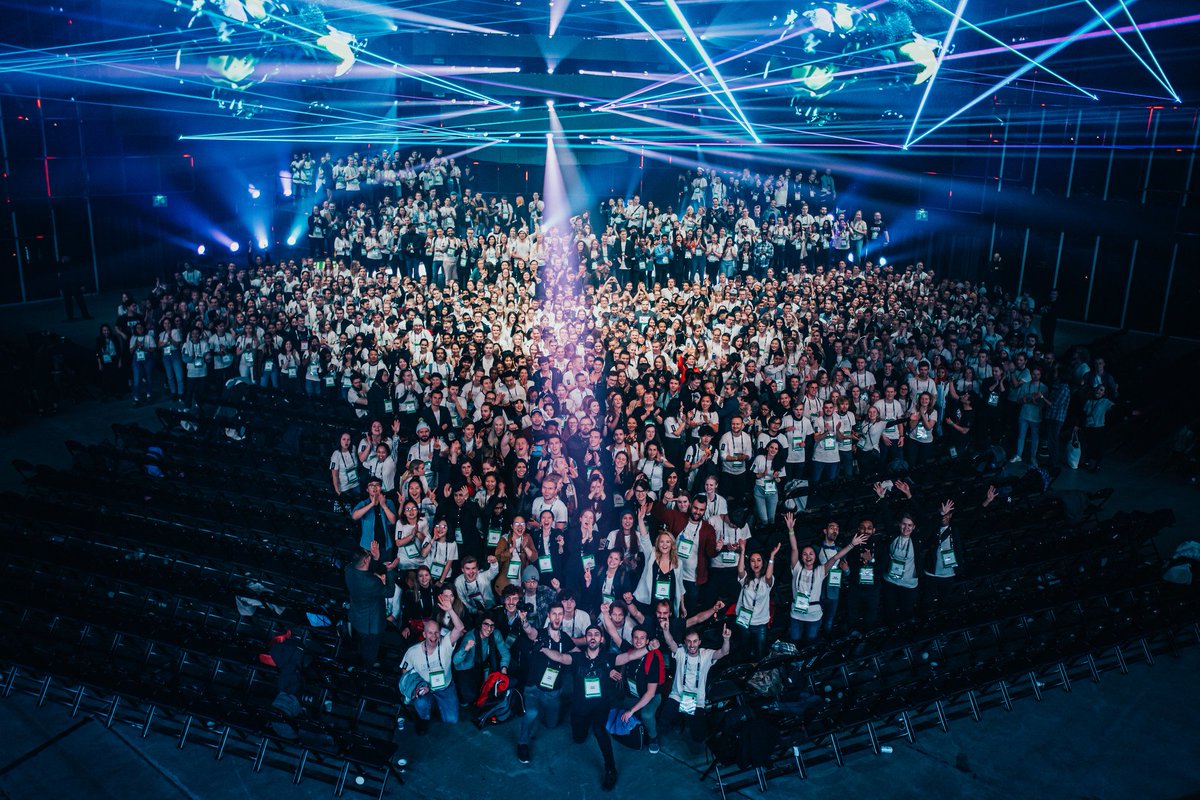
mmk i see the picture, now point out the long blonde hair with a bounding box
[654,530,679,570]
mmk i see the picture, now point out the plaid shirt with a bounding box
[1047,382,1071,423]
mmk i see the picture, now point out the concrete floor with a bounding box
[1,292,1199,799]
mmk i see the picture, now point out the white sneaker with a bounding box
[1008,455,1021,463]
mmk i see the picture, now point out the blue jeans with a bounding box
[1014,417,1041,463]
[305,378,323,398]
[810,459,839,484]
[519,684,563,745]
[753,484,779,525]
[413,684,459,723]
[820,594,840,634]
[131,357,154,400]
[259,368,279,389]
[789,617,821,644]
[162,356,184,398]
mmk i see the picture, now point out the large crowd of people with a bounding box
[91,149,1122,791]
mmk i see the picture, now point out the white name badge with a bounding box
[454,527,463,545]
[286,367,297,378]
[540,666,560,690]
[822,436,837,451]
[324,376,335,387]
[402,400,417,413]
[720,551,739,566]
[136,350,146,362]
[383,400,394,413]
[941,549,958,568]
[736,608,752,628]
[583,677,602,698]
[429,670,447,690]
[264,361,274,372]
[677,537,694,559]
[488,527,502,547]
[828,568,842,587]
[762,479,777,495]
[163,346,174,356]
[538,554,553,573]
[506,560,522,581]
[194,358,204,369]
[654,579,671,600]
[792,592,810,614]
[402,542,421,560]
[243,352,255,364]
[679,691,698,715]
[627,678,639,697]
[582,554,595,572]
[859,566,875,584]
[888,559,905,580]
[988,393,999,407]
[432,561,447,580]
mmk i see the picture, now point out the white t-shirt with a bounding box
[329,449,359,492]
[737,576,773,626]
[400,636,455,687]
[719,431,752,474]
[677,520,703,583]
[790,562,828,622]
[669,648,717,709]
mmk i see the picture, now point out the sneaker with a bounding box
[602,767,618,792]
[517,743,531,764]
[1008,455,1021,463]
[648,738,660,754]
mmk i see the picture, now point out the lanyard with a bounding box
[679,653,702,692]
[797,568,816,596]
[424,641,443,674]
[893,538,912,561]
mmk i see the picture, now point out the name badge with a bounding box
[540,666,560,690]
[828,568,842,587]
[677,537,694,559]
[286,367,297,378]
[383,400,394,413]
[538,554,553,573]
[194,358,204,369]
[324,375,335,387]
[582,554,595,572]
[792,592,810,614]
[264,361,274,372]
[402,400,417,413]
[941,549,958,568]
[163,346,174,356]
[487,527,502,547]
[432,561,447,580]
[243,352,255,364]
[988,392,999,407]
[506,560,521,581]
[453,527,463,545]
[583,676,602,698]
[679,691,698,715]
[136,350,146,361]
[762,479,777,495]
[888,559,905,580]
[402,542,421,560]
[736,608,752,629]
[429,670,447,690]
[822,436,837,451]
[720,551,739,566]
[654,578,671,600]
[859,566,875,584]
[626,678,639,697]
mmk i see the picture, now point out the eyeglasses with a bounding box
[480,622,495,628]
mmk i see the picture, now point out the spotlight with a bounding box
[545,132,553,139]
[258,238,269,249]
[847,253,853,263]
[547,66,555,74]
[879,256,888,266]
[286,233,298,246]
[248,184,261,200]
[229,241,240,253]
[546,99,554,107]
[196,244,206,255]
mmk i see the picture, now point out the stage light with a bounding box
[546,99,554,107]
[286,233,298,246]
[248,184,261,200]
[197,245,206,255]
[847,253,854,263]
[258,238,269,250]
[230,241,240,253]
[879,257,888,266]
[548,66,555,74]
